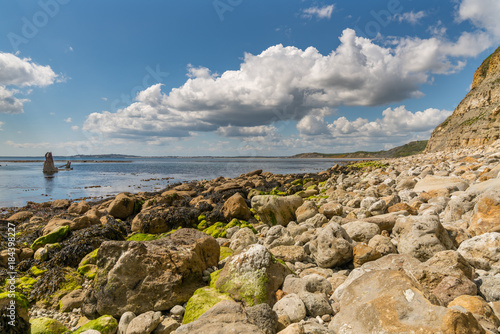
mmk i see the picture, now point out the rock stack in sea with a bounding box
[2,139,500,333]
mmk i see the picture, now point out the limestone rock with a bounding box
[152,317,180,334]
[175,300,263,334]
[251,195,303,226]
[126,311,162,334]
[352,243,382,267]
[7,210,33,222]
[367,234,397,256]
[229,227,257,253]
[309,222,353,268]
[468,189,500,236]
[329,269,484,333]
[448,295,500,332]
[458,232,500,273]
[477,275,500,302]
[86,228,219,317]
[270,245,306,263]
[68,201,90,215]
[264,225,294,249]
[342,221,380,243]
[272,294,306,323]
[118,312,136,334]
[318,202,343,218]
[59,288,84,312]
[295,201,318,223]
[215,244,291,306]
[392,215,455,261]
[182,287,233,324]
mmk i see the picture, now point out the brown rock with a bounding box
[222,193,251,221]
[68,201,90,215]
[108,193,135,219]
[7,211,33,222]
[270,245,306,263]
[318,202,343,218]
[162,189,197,198]
[352,243,381,268]
[214,182,242,193]
[387,202,417,215]
[86,228,219,317]
[51,199,71,209]
[448,295,500,332]
[468,190,500,236]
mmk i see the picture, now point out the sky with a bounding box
[0,0,499,157]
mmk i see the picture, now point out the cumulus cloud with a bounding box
[301,5,335,20]
[296,115,329,135]
[64,117,72,123]
[297,106,452,139]
[458,0,500,39]
[0,52,58,114]
[395,11,426,24]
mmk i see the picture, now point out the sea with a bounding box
[0,156,353,208]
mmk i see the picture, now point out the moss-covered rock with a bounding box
[72,315,118,334]
[203,219,256,239]
[0,292,30,333]
[220,247,234,261]
[31,226,70,251]
[78,248,99,267]
[30,266,47,276]
[215,244,291,306]
[29,317,68,334]
[250,195,303,226]
[77,264,97,279]
[182,287,233,324]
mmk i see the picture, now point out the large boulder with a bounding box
[214,244,291,306]
[295,201,318,224]
[251,195,303,226]
[392,215,455,261]
[108,193,136,219]
[468,189,500,236]
[342,221,380,243]
[309,222,354,268]
[222,193,251,221]
[329,270,484,333]
[85,229,219,317]
[175,300,263,334]
[131,206,199,234]
[458,232,500,273]
[282,274,333,317]
[414,175,469,193]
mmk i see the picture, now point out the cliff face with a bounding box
[425,46,500,153]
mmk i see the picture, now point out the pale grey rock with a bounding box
[229,227,257,252]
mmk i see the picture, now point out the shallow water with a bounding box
[0,157,351,207]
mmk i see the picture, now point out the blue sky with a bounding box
[0,0,499,156]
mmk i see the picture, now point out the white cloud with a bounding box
[0,52,58,114]
[101,97,108,101]
[64,117,72,123]
[71,125,79,131]
[301,5,335,20]
[296,115,329,135]
[395,11,426,24]
[458,0,500,39]
[68,46,74,52]
[297,106,451,139]
[0,121,4,131]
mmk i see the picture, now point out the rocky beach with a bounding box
[1,139,500,333]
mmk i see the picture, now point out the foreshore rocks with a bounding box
[2,141,500,333]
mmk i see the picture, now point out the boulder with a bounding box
[458,232,500,273]
[477,275,500,302]
[7,211,33,222]
[448,295,500,332]
[31,225,70,250]
[215,244,291,306]
[182,287,233,324]
[342,221,380,243]
[175,300,263,334]
[152,317,180,334]
[68,201,90,215]
[229,227,257,253]
[245,303,278,334]
[352,243,382,268]
[329,270,484,333]
[251,195,303,226]
[414,175,469,192]
[295,201,318,224]
[86,229,219,317]
[222,193,252,221]
[131,206,199,234]
[72,315,118,334]
[282,275,333,317]
[41,218,75,235]
[318,202,343,218]
[0,292,30,333]
[59,288,84,312]
[367,234,397,256]
[264,225,294,249]
[392,215,455,261]
[272,294,306,323]
[270,246,306,263]
[108,193,136,219]
[51,199,71,209]
[30,317,68,334]
[118,312,136,334]
[126,311,162,334]
[468,189,500,236]
[309,222,353,268]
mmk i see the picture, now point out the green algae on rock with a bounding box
[182,286,234,324]
[31,226,70,251]
[29,316,68,334]
[72,315,118,334]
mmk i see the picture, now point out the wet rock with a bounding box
[108,193,136,219]
[32,226,70,251]
[222,193,251,221]
[85,228,219,317]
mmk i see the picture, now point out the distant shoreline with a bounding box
[0,160,132,163]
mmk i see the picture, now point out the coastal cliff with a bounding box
[426,46,500,152]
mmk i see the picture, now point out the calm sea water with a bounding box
[0,157,349,208]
